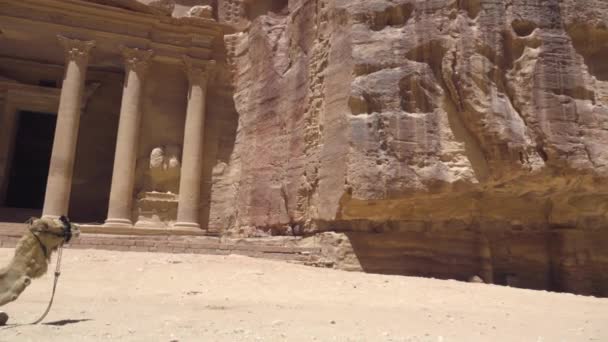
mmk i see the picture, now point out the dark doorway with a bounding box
[4,111,56,209]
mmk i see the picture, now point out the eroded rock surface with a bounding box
[207,0,608,295]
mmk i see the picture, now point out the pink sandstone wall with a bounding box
[202,0,608,295]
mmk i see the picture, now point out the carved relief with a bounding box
[187,5,214,20]
[57,35,95,64]
[183,56,216,86]
[219,0,244,26]
[120,47,154,75]
[224,34,240,79]
[147,0,176,14]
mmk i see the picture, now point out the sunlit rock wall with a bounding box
[207,0,608,295]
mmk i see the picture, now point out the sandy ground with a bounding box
[0,248,606,342]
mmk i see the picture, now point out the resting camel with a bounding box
[0,216,79,325]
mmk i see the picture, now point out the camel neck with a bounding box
[12,232,50,279]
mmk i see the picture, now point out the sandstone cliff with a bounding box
[156,0,608,295]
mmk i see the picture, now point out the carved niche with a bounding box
[133,145,181,228]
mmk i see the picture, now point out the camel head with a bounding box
[28,216,80,257]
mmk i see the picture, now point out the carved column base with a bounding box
[133,191,178,228]
[104,218,133,227]
[172,221,202,231]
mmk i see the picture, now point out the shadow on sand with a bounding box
[0,318,92,330]
[43,318,92,326]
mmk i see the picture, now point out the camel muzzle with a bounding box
[59,215,74,243]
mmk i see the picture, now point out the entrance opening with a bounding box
[4,111,56,209]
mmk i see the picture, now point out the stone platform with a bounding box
[0,222,331,266]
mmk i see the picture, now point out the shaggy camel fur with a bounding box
[0,217,80,307]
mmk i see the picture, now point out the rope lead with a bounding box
[31,245,63,325]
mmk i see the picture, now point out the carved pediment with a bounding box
[82,0,172,16]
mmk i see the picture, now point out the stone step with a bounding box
[0,223,323,264]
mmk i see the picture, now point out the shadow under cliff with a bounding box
[336,226,608,297]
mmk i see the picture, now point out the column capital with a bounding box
[182,56,216,86]
[121,46,154,75]
[57,35,95,64]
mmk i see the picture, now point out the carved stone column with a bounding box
[174,57,215,230]
[42,35,94,219]
[105,47,153,227]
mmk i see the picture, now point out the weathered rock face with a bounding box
[207,0,608,295]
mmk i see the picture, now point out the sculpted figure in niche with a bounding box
[144,145,181,194]
[132,145,181,227]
